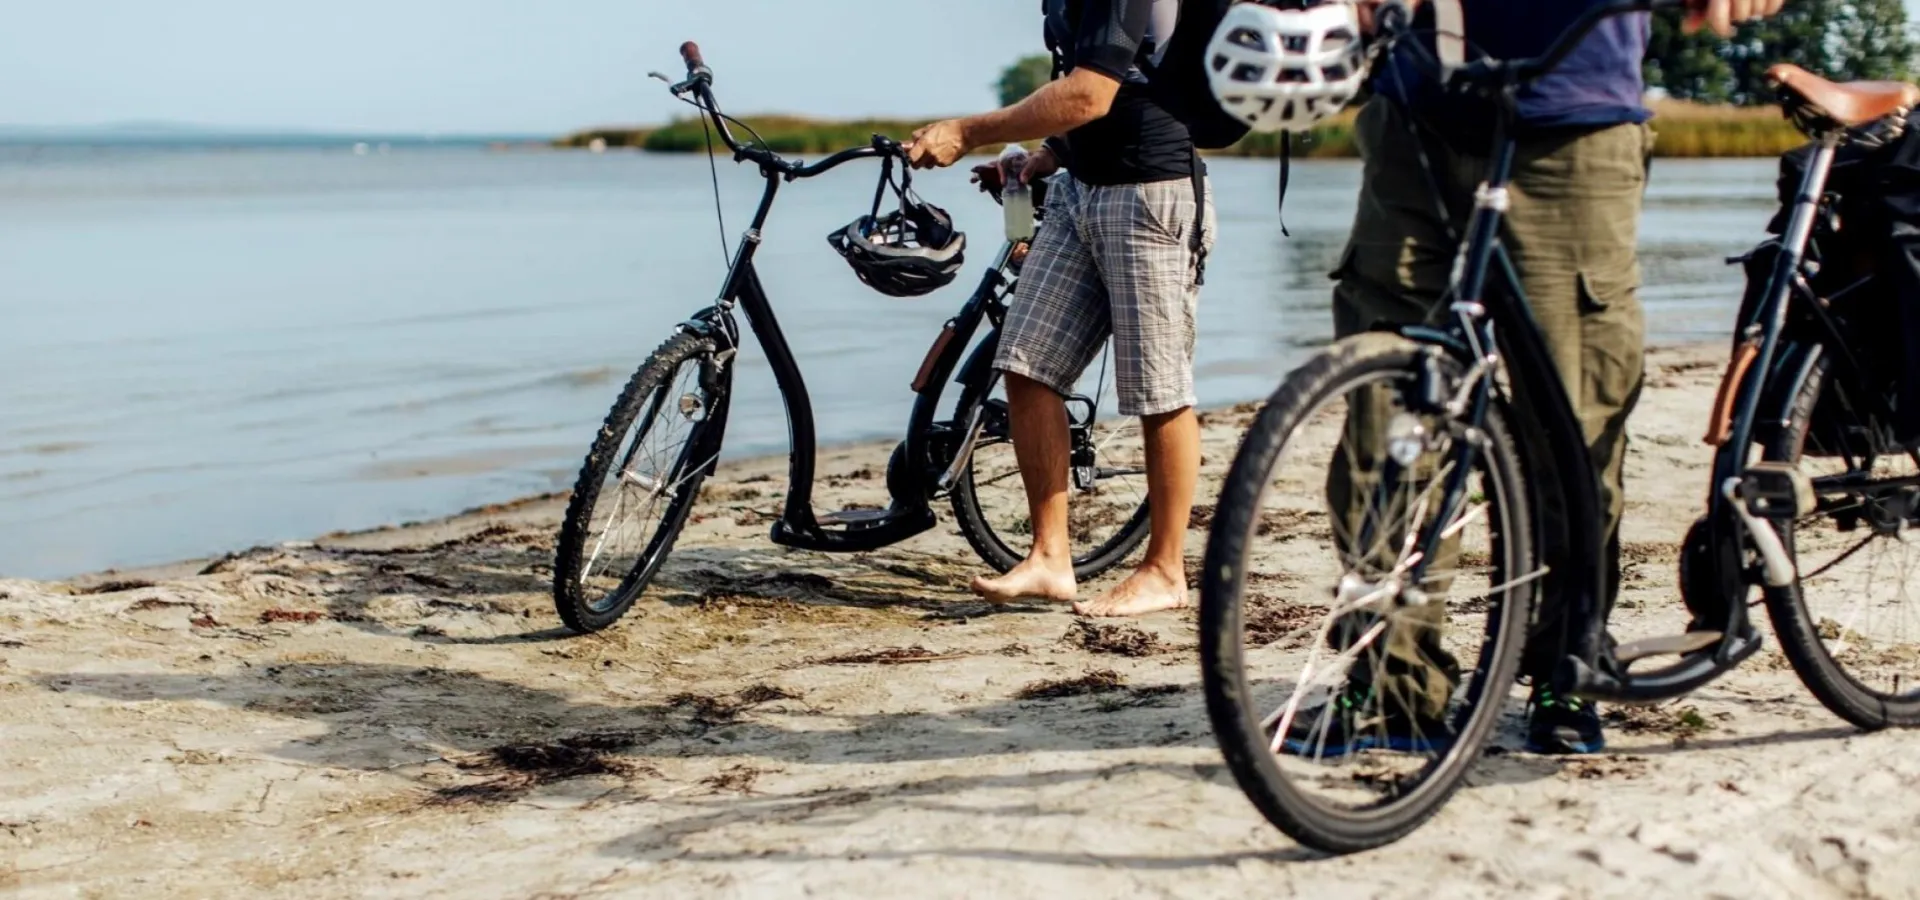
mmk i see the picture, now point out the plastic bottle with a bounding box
[999,144,1036,243]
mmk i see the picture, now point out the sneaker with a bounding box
[1278,687,1454,760]
[1526,686,1606,755]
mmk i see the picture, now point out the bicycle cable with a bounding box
[674,91,781,267]
[700,113,731,264]
[1376,25,1478,248]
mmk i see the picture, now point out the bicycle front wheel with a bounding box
[1199,334,1536,854]
[552,331,730,634]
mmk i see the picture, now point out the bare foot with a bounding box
[1074,565,1189,618]
[970,557,1077,605]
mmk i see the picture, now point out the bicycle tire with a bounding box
[947,354,1151,580]
[552,331,729,634]
[1764,356,1920,728]
[1199,333,1535,854]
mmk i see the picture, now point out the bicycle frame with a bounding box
[663,55,1022,554]
[1375,0,1776,703]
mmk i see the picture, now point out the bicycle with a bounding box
[1197,0,1920,853]
[550,43,1151,633]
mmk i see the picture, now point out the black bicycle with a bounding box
[550,43,1151,633]
[1199,0,1920,853]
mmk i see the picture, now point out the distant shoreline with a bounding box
[556,99,1808,160]
[0,132,553,151]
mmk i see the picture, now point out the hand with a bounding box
[906,119,970,169]
[1684,0,1785,37]
[970,161,1006,198]
[1017,145,1060,186]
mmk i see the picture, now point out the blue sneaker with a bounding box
[1279,689,1454,760]
[1526,687,1606,755]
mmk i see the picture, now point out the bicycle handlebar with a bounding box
[668,40,903,181]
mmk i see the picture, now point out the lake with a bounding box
[0,147,1779,578]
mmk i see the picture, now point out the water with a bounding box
[0,147,1778,579]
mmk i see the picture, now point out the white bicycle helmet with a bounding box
[1207,1,1369,133]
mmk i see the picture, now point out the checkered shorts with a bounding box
[994,174,1215,417]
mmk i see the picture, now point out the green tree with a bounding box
[1831,0,1918,82]
[1645,0,1917,105]
[997,55,1056,106]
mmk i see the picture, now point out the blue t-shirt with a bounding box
[1388,1,1652,130]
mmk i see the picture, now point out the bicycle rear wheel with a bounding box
[552,331,730,634]
[1764,355,1920,727]
[949,342,1151,580]
[1200,334,1535,854]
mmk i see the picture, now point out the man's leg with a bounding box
[1503,122,1652,673]
[976,176,1113,603]
[970,373,1078,602]
[1501,122,1651,753]
[1075,406,1198,616]
[1074,177,1213,618]
[1324,100,1473,719]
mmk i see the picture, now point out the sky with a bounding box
[7,1,1920,135]
[0,1,1038,134]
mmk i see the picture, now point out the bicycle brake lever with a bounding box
[648,71,671,83]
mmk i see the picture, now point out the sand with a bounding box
[3,344,1917,899]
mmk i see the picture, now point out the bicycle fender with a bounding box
[1756,341,1823,449]
[955,331,1002,392]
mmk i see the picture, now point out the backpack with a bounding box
[1043,0,1252,150]
[1142,0,1252,150]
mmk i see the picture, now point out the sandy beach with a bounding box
[3,342,1917,899]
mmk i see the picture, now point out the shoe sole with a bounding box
[1524,737,1606,755]
[1281,735,1452,759]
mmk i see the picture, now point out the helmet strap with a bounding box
[868,155,896,225]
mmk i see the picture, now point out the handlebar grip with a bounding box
[680,42,707,73]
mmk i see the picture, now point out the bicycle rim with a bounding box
[1770,359,1920,723]
[961,344,1151,574]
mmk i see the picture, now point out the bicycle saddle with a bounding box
[1768,64,1920,133]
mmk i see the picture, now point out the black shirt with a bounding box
[1045,0,1194,186]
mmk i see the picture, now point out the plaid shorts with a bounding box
[994,174,1216,417]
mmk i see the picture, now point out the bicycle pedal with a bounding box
[817,508,893,528]
[1614,632,1723,665]
[1741,461,1814,520]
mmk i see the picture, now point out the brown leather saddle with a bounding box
[1767,63,1920,136]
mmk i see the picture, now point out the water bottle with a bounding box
[999,144,1036,243]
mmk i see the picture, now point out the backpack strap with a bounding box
[1191,146,1209,286]
[1277,135,1292,239]
[1432,0,1466,68]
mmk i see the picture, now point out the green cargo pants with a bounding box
[1328,100,1650,719]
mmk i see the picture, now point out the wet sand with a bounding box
[2,343,1917,898]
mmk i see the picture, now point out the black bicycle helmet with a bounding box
[827,153,967,298]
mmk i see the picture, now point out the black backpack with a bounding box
[1043,0,1251,150]
[1143,0,1252,150]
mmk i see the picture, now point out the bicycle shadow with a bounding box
[45,652,1336,871]
[37,659,1216,777]
[642,546,1045,620]
[275,523,1035,649]
[590,763,1329,870]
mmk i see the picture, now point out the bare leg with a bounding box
[971,373,1078,604]
[1075,406,1197,617]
